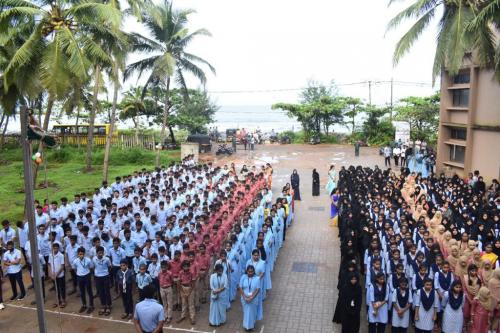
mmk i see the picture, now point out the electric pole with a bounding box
[20,106,48,333]
[368,80,372,105]
[390,78,394,122]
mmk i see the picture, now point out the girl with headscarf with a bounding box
[330,188,339,227]
[463,264,482,322]
[446,246,460,273]
[391,277,412,333]
[312,169,320,196]
[440,231,453,257]
[470,286,494,333]
[441,280,465,333]
[414,277,438,333]
[290,170,301,201]
[332,273,362,333]
[488,270,500,333]
[462,240,477,260]
[326,165,337,195]
[479,259,494,285]
[470,248,484,269]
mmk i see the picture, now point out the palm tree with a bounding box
[119,87,147,145]
[125,0,215,166]
[387,0,497,82]
[0,0,122,131]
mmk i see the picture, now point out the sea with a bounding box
[5,105,349,134]
[211,105,348,134]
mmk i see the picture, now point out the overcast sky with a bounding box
[124,0,440,106]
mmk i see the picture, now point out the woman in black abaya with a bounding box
[312,169,320,196]
[290,169,301,200]
[333,272,362,333]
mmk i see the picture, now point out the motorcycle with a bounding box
[215,144,233,155]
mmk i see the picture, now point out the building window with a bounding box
[449,145,465,164]
[453,72,470,84]
[452,89,469,107]
[450,127,467,140]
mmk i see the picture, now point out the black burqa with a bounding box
[312,169,320,196]
[333,273,362,333]
[291,170,301,200]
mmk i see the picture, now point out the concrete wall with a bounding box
[471,130,500,182]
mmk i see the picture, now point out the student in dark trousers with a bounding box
[72,247,94,314]
[65,235,79,295]
[48,243,66,308]
[117,259,134,319]
[2,241,26,300]
[93,246,112,316]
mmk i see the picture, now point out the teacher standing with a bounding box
[312,169,320,196]
[134,285,165,333]
[290,169,301,201]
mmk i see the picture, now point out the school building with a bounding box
[436,57,500,182]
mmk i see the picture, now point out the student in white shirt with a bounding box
[0,220,16,250]
[48,243,66,307]
[2,241,26,300]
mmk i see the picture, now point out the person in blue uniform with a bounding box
[239,265,261,331]
[134,284,164,333]
[209,264,227,327]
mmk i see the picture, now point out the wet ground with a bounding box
[0,143,384,333]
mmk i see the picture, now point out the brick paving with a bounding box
[0,144,384,332]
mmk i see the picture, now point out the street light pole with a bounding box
[20,106,48,333]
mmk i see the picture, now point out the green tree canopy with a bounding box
[394,93,440,143]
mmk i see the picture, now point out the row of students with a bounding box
[333,165,499,333]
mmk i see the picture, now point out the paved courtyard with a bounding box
[0,144,383,333]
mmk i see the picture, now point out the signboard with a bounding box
[392,121,411,144]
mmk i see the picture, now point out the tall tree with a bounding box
[394,93,440,143]
[342,97,363,135]
[387,0,498,82]
[119,87,148,145]
[125,0,215,166]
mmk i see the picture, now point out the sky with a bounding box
[123,0,440,106]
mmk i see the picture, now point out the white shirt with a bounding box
[0,228,16,246]
[3,249,22,274]
[48,252,65,278]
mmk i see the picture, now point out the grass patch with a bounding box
[0,146,180,222]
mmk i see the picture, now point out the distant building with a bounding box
[436,60,500,182]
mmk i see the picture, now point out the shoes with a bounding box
[17,294,25,301]
[79,306,87,313]
[190,319,196,325]
[86,306,94,314]
[10,295,17,301]
[165,318,172,324]
[0,303,5,310]
[121,313,129,319]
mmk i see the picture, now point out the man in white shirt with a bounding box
[0,220,16,250]
[35,205,49,227]
[393,146,401,166]
[3,241,26,300]
[48,243,66,307]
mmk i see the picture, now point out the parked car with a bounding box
[186,133,212,153]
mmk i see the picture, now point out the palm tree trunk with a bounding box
[76,106,81,149]
[86,65,101,171]
[103,79,119,182]
[155,76,171,167]
[168,125,176,144]
[0,115,9,149]
[135,115,140,147]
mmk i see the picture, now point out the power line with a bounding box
[207,80,433,94]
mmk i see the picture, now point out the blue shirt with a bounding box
[136,272,153,289]
[134,298,164,332]
[72,257,93,276]
[109,247,126,267]
[93,256,111,277]
[121,238,137,257]
[132,256,147,273]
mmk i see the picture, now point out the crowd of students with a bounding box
[0,156,294,331]
[333,165,499,333]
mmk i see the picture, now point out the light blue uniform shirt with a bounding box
[109,247,126,267]
[136,272,153,289]
[72,257,93,276]
[134,298,165,332]
[121,238,137,257]
[133,256,147,273]
[93,256,111,277]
